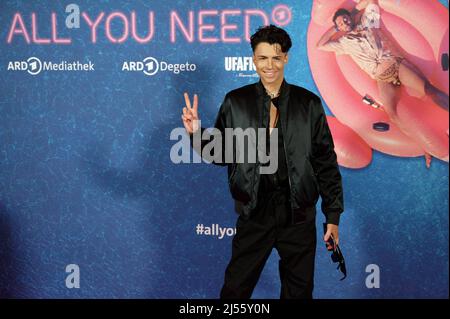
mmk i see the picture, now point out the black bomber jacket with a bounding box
[190,79,344,225]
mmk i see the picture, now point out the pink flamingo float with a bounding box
[307,0,449,168]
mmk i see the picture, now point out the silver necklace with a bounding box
[266,89,280,99]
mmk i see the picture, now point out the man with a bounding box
[181,25,343,299]
[316,0,449,168]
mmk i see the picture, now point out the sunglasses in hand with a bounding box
[323,223,347,281]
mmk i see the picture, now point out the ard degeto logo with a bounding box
[122,57,197,76]
[143,57,159,76]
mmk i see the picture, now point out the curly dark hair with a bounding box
[250,24,292,53]
[333,8,352,26]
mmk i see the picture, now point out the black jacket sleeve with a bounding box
[310,97,344,225]
[189,94,231,166]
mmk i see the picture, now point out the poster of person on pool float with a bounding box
[308,0,449,169]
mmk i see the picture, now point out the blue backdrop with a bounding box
[0,0,448,298]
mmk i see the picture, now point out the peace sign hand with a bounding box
[181,92,200,135]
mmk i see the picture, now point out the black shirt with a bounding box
[259,97,290,193]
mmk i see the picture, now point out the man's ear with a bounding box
[285,53,289,63]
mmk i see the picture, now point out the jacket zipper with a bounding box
[281,110,293,208]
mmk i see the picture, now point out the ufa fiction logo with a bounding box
[7,57,94,75]
[225,57,257,78]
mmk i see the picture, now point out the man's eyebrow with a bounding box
[256,54,284,58]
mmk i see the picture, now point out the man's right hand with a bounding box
[181,92,200,135]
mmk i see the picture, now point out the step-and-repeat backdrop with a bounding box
[0,0,448,298]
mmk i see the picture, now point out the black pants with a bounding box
[220,187,317,299]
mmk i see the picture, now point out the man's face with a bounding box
[253,42,288,86]
[335,14,354,32]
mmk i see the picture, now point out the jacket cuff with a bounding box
[325,211,341,225]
